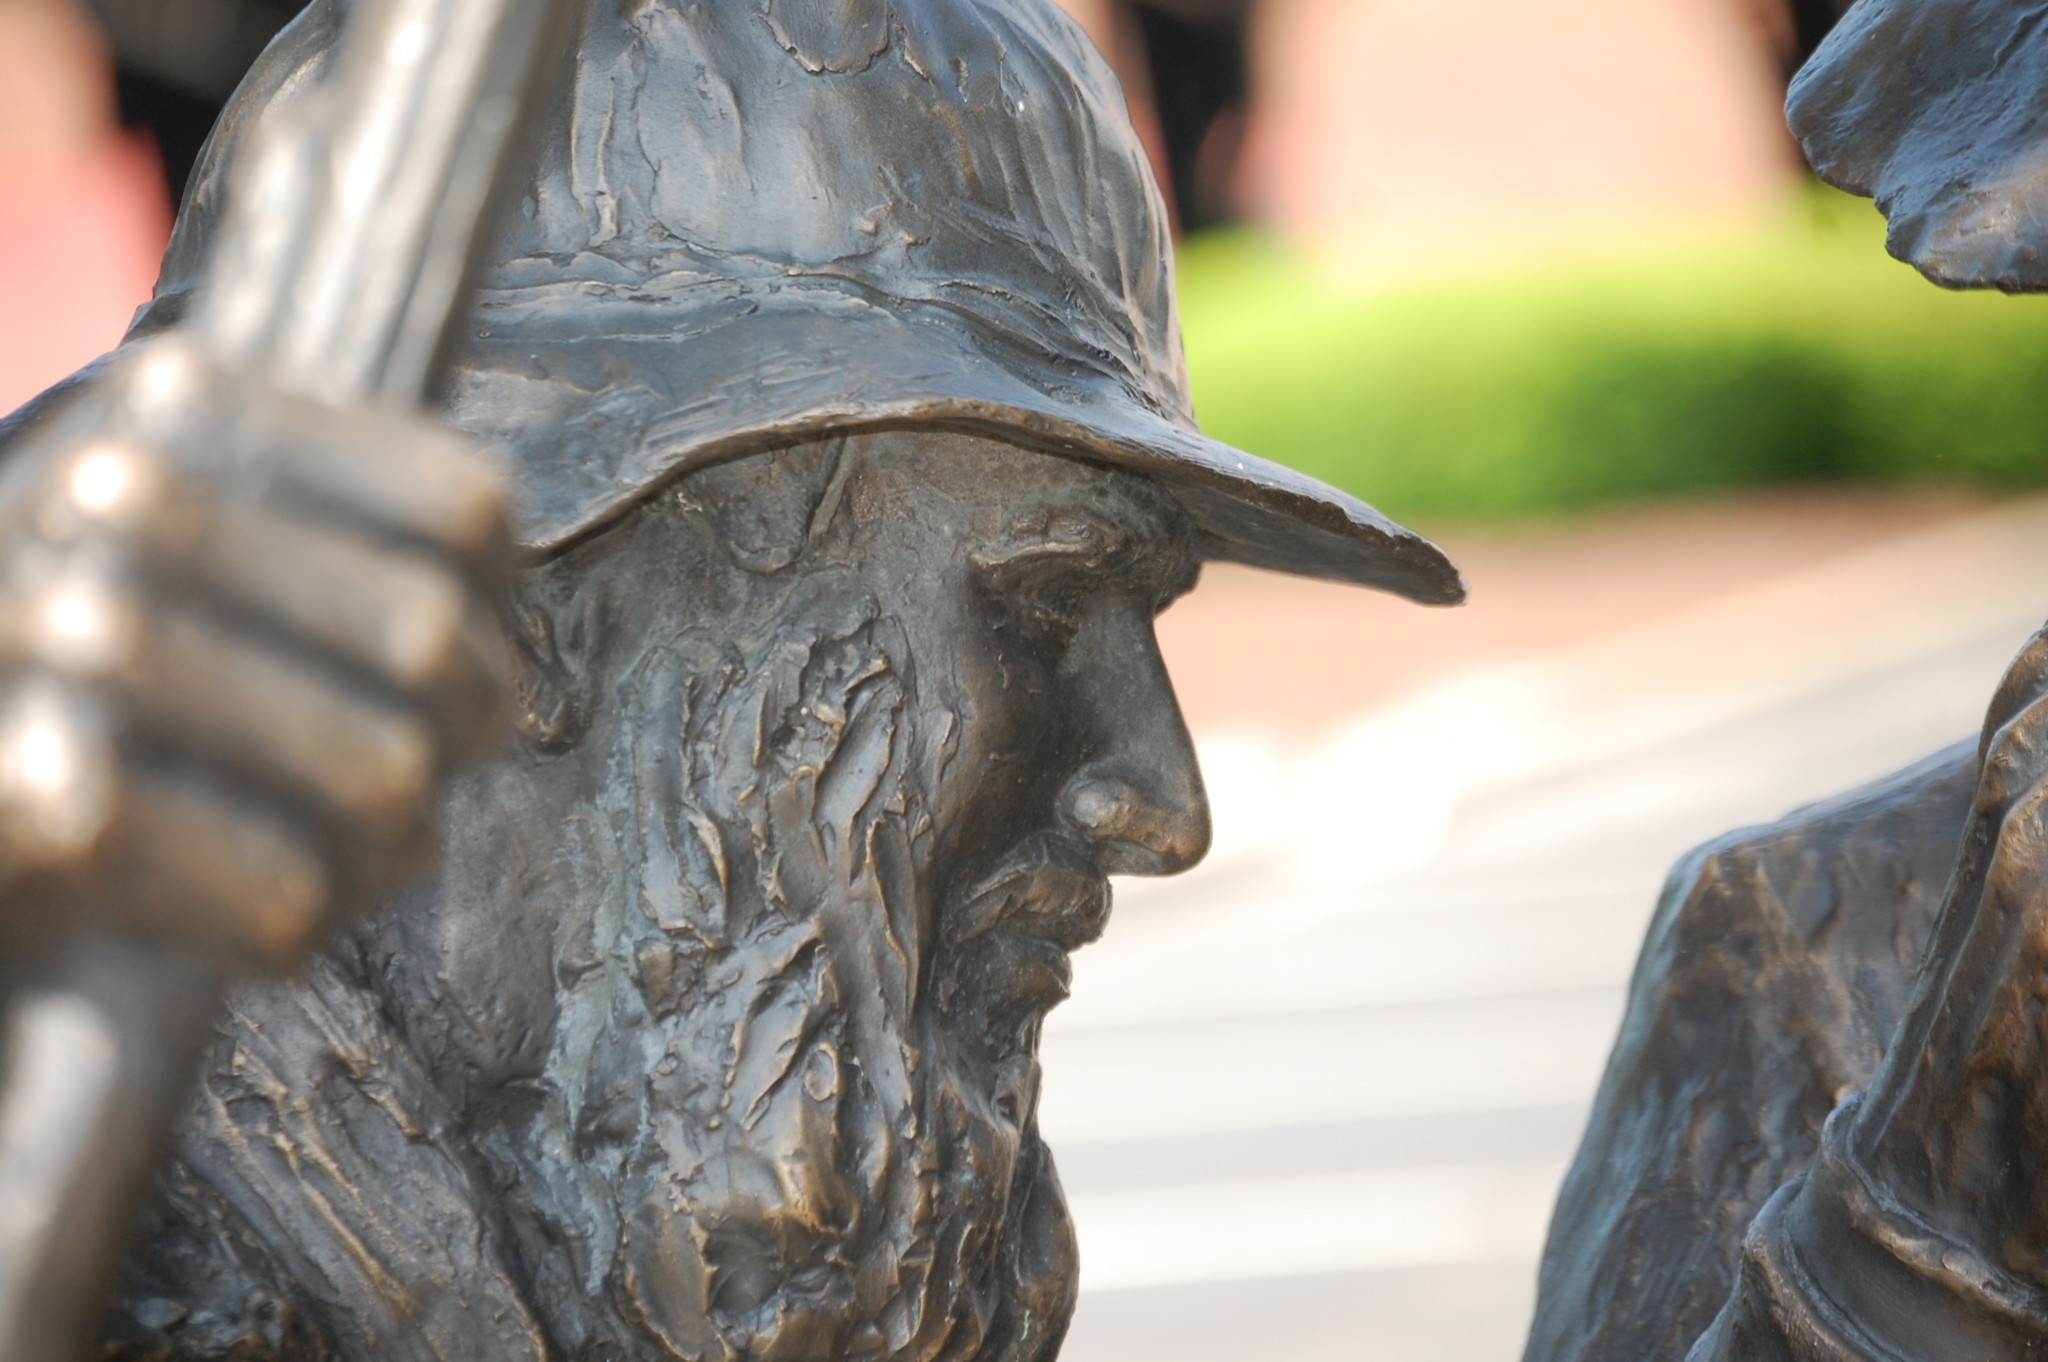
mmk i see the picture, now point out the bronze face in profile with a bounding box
[396,433,1210,1362]
[102,2,1459,1359]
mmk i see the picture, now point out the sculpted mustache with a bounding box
[946,832,1112,953]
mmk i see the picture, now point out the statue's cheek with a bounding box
[740,1037,862,1236]
[621,1194,728,1362]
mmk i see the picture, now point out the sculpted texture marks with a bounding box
[76,0,1463,1356]
[109,432,1200,1362]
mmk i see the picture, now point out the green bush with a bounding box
[1176,190,2048,518]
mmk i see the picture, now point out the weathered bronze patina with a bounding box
[0,2,1461,1359]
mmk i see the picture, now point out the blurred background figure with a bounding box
[0,0,297,417]
[0,0,166,415]
[1056,0,1850,252]
[1052,0,1250,235]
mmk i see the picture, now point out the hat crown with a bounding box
[483,0,1191,423]
[129,0,1461,603]
[156,0,1190,426]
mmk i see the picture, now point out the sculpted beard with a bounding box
[495,452,1090,1362]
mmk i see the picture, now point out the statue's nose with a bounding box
[1056,614,1211,877]
[1059,768,1210,875]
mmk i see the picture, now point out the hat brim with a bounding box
[1789,0,2048,292]
[449,272,1465,605]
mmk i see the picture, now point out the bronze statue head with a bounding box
[110,2,1459,1359]
[387,430,1204,1361]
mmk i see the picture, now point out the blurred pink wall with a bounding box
[1239,0,1794,256]
[0,0,170,418]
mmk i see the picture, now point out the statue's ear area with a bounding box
[506,564,606,753]
[686,436,855,576]
[503,438,855,752]
[1789,0,2048,292]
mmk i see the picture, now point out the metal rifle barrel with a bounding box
[0,0,570,1355]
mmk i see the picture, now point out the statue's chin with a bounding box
[985,1137,1082,1362]
[605,1022,1065,1362]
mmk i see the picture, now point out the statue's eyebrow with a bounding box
[968,509,1123,572]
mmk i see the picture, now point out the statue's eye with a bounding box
[971,523,1118,666]
[1021,587,1084,650]
[981,560,1091,659]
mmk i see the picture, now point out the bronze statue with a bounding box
[0,2,1461,1359]
[1526,2,2048,1358]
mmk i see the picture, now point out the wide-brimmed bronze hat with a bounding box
[1790,0,2048,293]
[136,0,1462,604]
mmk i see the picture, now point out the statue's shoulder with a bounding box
[107,957,548,1362]
[1652,738,1978,1010]
[1522,740,1977,1362]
